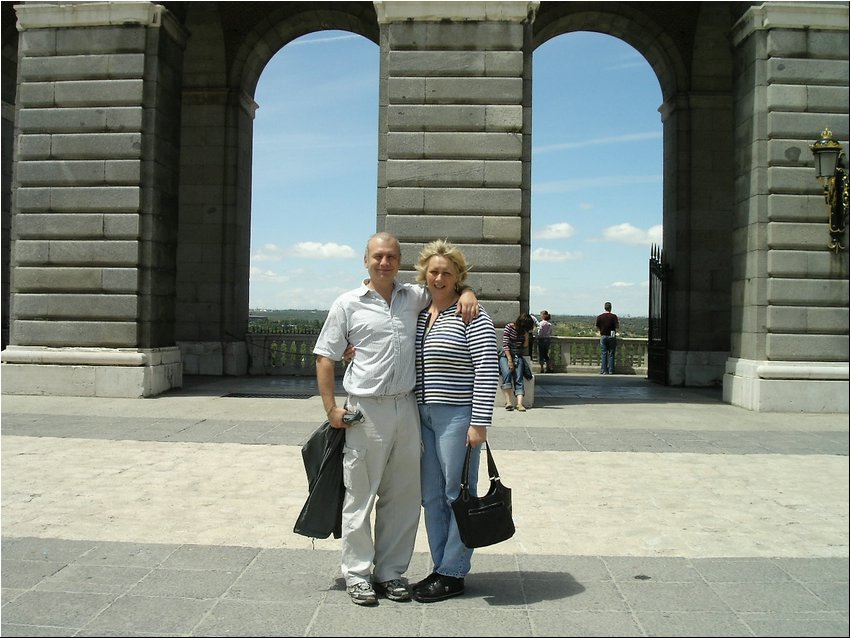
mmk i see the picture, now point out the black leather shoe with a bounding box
[412,574,464,603]
[412,572,440,593]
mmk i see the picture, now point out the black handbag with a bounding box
[450,442,515,548]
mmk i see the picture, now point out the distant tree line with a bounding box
[248,309,326,334]
[249,310,648,338]
[551,315,647,338]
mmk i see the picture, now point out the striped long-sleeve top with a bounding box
[502,321,527,355]
[414,303,500,427]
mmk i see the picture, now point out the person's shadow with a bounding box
[330,571,584,606]
[469,570,584,606]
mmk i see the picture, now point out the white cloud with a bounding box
[289,33,361,46]
[534,131,661,156]
[251,282,352,311]
[291,242,358,259]
[611,281,635,288]
[533,174,661,194]
[251,241,358,267]
[598,223,662,246]
[534,222,576,240]
[607,59,649,71]
[251,244,287,262]
[531,247,583,262]
[249,266,290,283]
[253,131,373,152]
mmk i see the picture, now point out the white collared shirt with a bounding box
[313,281,429,397]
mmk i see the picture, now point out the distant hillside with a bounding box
[249,309,648,338]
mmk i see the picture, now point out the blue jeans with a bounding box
[600,336,617,374]
[498,353,525,396]
[418,403,478,579]
[537,337,551,371]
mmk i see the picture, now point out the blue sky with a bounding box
[250,30,662,317]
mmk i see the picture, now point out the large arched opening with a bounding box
[532,3,735,386]
[530,32,663,318]
[249,31,379,312]
[174,4,379,375]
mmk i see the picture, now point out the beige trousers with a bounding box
[341,392,422,585]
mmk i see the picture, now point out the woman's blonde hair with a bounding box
[415,239,470,289]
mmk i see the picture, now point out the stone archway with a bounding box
[531,2,736,386]
[2,1,846,411]
[173,3,380,376]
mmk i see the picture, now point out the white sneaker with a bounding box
[347,581,378,606]
[374,578,410,602]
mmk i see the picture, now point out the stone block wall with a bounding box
[10,13,185,349]
[2,3,187,396]
[725,2,849,411]
[377,3,534,327]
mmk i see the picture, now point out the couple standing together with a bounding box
[313,232,500,606]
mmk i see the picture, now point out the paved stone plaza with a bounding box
[2,373,847,636]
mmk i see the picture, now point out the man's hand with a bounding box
[317,355,348,428]
[327,406,363,430]
[456,287,479,324]
[325,406,349,429]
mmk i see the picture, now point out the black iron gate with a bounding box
[648,244,667,384]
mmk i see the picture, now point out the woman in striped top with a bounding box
[499,312,535,411]
[411,239,500,603]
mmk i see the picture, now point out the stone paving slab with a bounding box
[1,538,847,637]
[2,373,848,636]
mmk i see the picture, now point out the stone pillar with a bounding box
[654,2,737,388]
[375,1,538,328]
[171,3,253,377]
[174,87,254,377]
[1,2,187,397]
[1,5,16,351]
[724,2,849,411]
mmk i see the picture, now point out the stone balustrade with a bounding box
[244,334,648,377]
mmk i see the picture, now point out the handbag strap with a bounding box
[459,442,500,489]
[484,442,500,481]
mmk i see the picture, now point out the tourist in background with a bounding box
[537,310,553,373]
[529,312,540,361]
[595,301,619,375]
[499,312,535,411]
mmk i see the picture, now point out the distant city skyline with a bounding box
[250,31,662,316]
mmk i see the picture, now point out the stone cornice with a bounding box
[732,2,850,46]
[374,1,539,23]
[14,1,188,46]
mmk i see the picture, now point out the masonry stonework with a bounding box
[1,1,847,412]
[2,3,186,396]
[724,2,849,411]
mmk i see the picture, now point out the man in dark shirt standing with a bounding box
[595,302,620,375]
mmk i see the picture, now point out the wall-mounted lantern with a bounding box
[809,128,848,253]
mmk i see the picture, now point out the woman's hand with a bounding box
[467,425,487,447]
